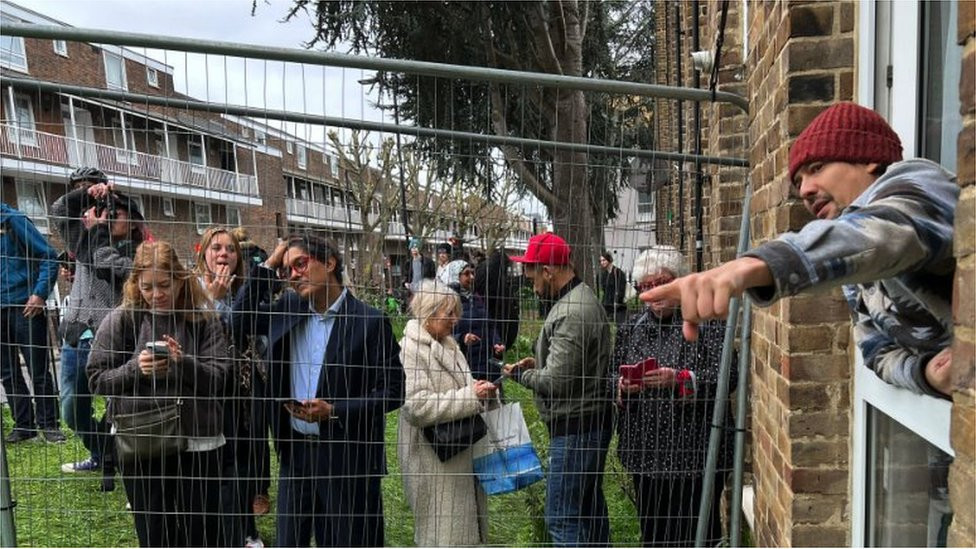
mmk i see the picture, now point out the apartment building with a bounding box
[0,2,533,291]
[650,1,972,546]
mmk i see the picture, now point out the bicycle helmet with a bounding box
[68,166,108,185]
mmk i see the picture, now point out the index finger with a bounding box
[640,280,682,303]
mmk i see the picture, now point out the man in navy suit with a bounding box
[233,233,404,547]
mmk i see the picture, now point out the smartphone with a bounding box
[279,398,303,408]
[145,341,169,357]
[620,357,659,385]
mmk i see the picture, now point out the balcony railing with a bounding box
[0,124,259,198]
[285,198,363,231]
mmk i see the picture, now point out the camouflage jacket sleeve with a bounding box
[743,160,957,305]
[849,301,945,397]
[743,160,958,397]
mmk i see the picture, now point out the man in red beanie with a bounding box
[504,232,614,545]
[643,102,958,398]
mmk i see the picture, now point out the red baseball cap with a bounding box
[510,232,571,266]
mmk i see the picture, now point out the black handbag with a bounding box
[422,413,488,462]
[420,347,488,462]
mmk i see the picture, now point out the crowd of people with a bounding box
[0,102,960,547]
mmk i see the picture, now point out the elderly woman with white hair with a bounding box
[398,279,498,546]
[613,246,735,547]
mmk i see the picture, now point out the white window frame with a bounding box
[14,179,48,233]
[255,130,266,145]
[852,1,955,546]
[7,91,38,147]
[226,206,242,227]
[329,155,339,178]
[53,40,68,57]
[188,135,205,173]
[0,15,28,72]
[162,197,175,217]
[286,141,294,154]
[102,50,128,91]
[128,194,145,217]
[146,67,159,88]
[297,144,307,169]
[111,116,138,164]
[194,203,213,235]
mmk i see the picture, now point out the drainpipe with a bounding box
[693,0,705,271]
[674,1,685,252]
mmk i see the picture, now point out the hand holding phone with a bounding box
[620,357,659,386]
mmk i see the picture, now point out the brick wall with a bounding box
[949,1,976,546]
[745,2,855,546]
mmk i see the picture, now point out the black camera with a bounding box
[93,193,117,219]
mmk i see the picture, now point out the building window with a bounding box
[162,197,175,217]
[111,117,138,164]
[297,144,307,169]
[103,51,127,90]
[146,67,159,88]
[329,155,339,178]
[0,16,28,72]
[226,206,242,228]
[53,40,68,57]
[255,130,266,145]
[128,194,145,217]
[637,190,654,215]
[241,127,250,139]
[865,406,952,547]
[14,180,48,232]
[286,141,293,154]
[919,0,963,171]
[194,203,212,234]
[7,92,37,147]
[188,135,205,172]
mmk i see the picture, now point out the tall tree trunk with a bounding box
[550,87,597,285]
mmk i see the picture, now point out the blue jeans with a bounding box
[0,307,59,430]
[545,426,612,546]
[60,339,110,463]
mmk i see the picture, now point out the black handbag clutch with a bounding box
[422,413,488,462]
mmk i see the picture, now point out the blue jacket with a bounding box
[0,203,58,308]
[452,292,503,380]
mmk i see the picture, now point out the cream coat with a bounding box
[398,319,489,546]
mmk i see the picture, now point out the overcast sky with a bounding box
[10,0,391,145]
[6,0,545,218]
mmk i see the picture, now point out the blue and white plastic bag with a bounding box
[472,401,544,495]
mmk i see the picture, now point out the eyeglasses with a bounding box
[635,277,674,293]
[278,255,310,279]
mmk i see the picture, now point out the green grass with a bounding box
[2,315,644,546]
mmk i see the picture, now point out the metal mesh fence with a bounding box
[0,23,750,547]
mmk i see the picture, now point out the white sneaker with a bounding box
[244,536,264,548]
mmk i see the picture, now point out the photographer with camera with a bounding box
[50,167,150,491]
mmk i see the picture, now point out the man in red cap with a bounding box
[504,232,614,546]
[643,102,958,398]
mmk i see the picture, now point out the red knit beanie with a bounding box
[788,102,903,182]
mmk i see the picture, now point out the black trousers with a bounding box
[121,447,223,548]
[219,394,260,545]
[0,307,58,430]
[633,473,726,547]
[276,436,384,547]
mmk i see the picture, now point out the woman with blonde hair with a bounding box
[398,279,498,546]
[87,240,229,547]
[196,226,246,313]
[194,227,265,547]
